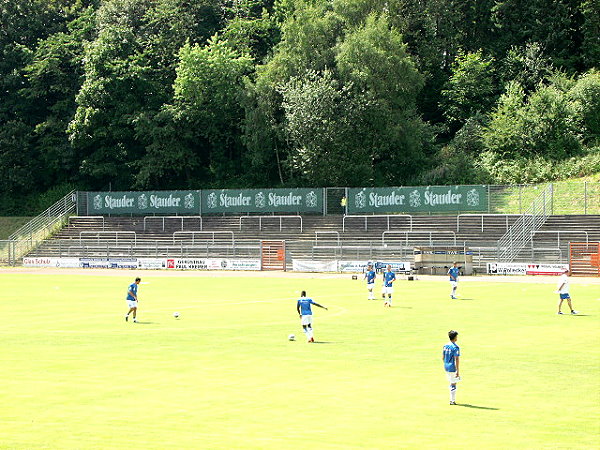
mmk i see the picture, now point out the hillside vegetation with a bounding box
[0,0,598,214]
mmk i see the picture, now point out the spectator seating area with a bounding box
[25,214,600,270]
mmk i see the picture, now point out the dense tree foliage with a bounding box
[0,0,598,212]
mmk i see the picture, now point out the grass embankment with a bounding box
[0,217,32,240]
[492,177,600,214]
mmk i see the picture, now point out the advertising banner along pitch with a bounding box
[88,191,200,215]
[348,186,487,213]
[201,188,323,214]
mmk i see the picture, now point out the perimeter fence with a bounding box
[74,182,599,216]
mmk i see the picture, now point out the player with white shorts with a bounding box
[125,277,141,323]
[448,262,460,299]
[556,268,578,315]
[443,330,461,405]
[364,264,376,300]
[381,265,396,307]
[296,290,328,342]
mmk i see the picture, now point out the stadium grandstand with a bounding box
[3,183,600,276]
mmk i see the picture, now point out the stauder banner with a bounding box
[201,188,323,213]
[348,186,487,213]
[88,191,200,215]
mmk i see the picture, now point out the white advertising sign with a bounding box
[292,260,338,272]
[165,258,260,271]
[375,261,412,273]
[487,262,569,275]
[487,262,527,275]
[79,258,138,269]
[137,258,167,269]
[526,263,569,276]
[338,260,370,273]
[23,257,80,268]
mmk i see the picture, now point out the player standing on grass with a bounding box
[364,263,376,300]
[448,262,460,299]
[443,330,461,405]
[382,265,396,307]
[557,268,579,315]
[125,277,141,323]
[297,290,328,342]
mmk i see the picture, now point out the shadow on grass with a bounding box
[312,341,336,344]
[570,314,590,317]
[132,321,156,325]
[457,403,499,410]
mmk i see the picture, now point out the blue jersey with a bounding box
[126,282,138,301]
[448,267,459,281]
[443,342,460,372]
[365,270,376,284]
[297,297,315,315]
[383,271,396,287]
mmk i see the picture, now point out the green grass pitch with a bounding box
[1,271,598,449]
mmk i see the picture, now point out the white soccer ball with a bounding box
[288,334,295,341]
[173,312,180,319]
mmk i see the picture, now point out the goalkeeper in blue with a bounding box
[443,330,461,405]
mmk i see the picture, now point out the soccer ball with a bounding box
[173,312,180,319]
[288,334,295,341]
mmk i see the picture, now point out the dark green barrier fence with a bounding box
[85,186,488,215]
[87,191,201,215]
[201,188,323,213]
[347,186,488,213]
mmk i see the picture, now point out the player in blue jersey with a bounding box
[381,265,396,307]
[125,277,141,323]
[448,262,460,299]
[443,330,461,405]
[364,263,376,300]
[296,290,328,342]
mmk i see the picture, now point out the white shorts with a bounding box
[382,286,394,295]
[450,281,458,288]
[367,282,375,290]
[301,315,313,326]
[446,371,460,383]
[126,300,138,309]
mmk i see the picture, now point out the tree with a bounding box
[279,70,375,185]
[140,38,253,187]
[581,0,600,70]
[492,0,585,72]
[499,42,555,93]
[68,0,223,189]
[22,8,96,188]
[568,70,600,145]
[335,14,428,183]
[441,50,497,130]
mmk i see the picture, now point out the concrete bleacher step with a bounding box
[26,214,600,267]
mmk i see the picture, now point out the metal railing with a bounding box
[530,230,589,246]
[79,231,137,246]
[382,230,457,246]
[315,231,340,246]
[342,214,413,231]
[4,191,76,263]
[173,231,235,246]
[496,184,553,262]
[70,216,105,229]
[456,214,526,232]
[487,182,600,215]
[143,216,203,231]
[239,215,303,232]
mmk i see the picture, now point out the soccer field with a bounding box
[1,270,598,449]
